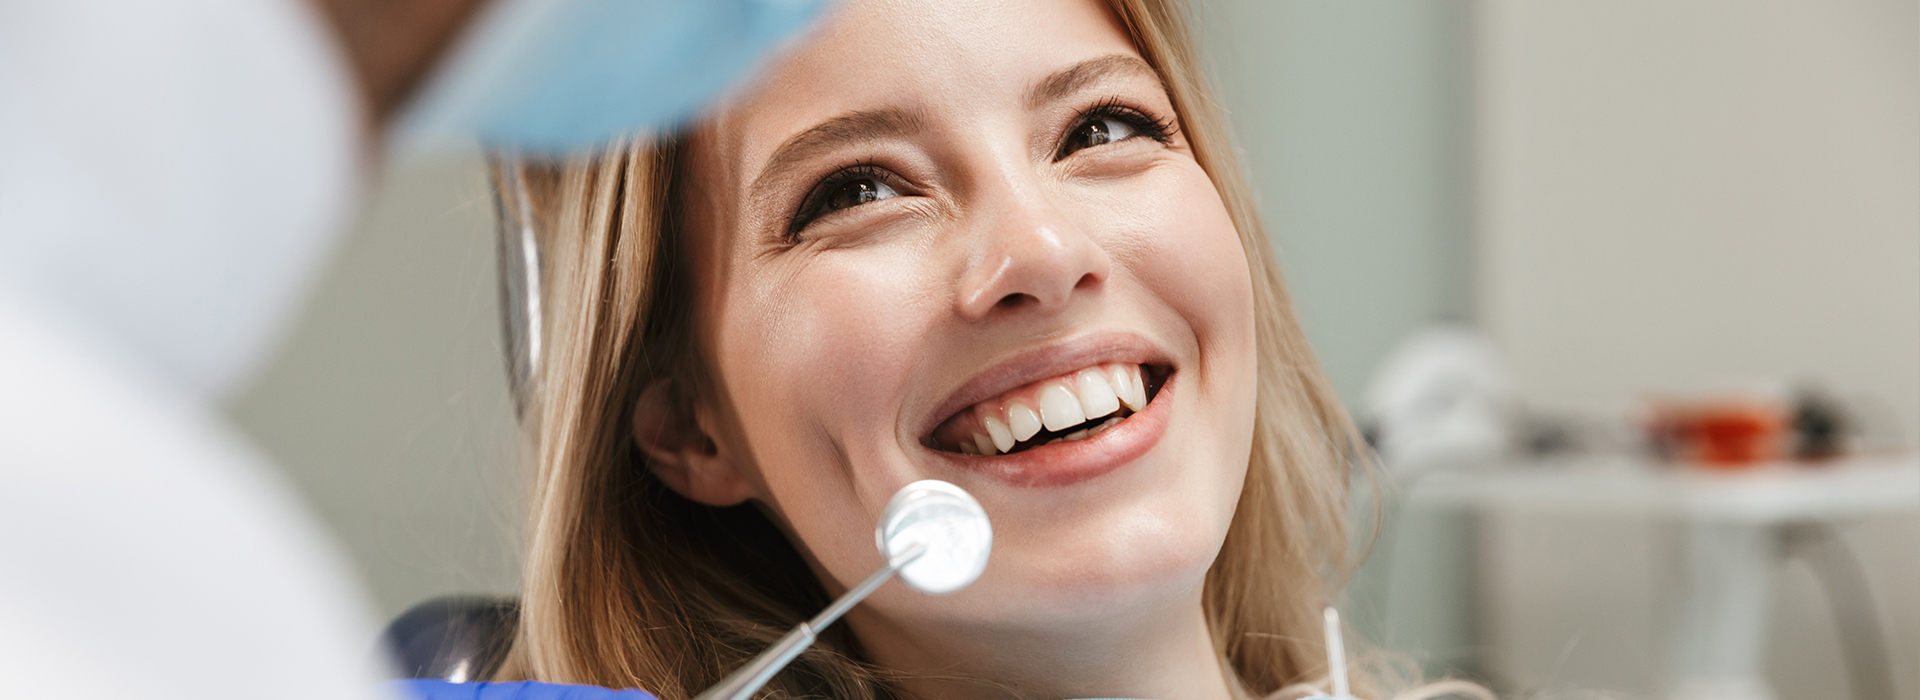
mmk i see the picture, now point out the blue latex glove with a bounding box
[406,0,834,154]
[394,679,659,700]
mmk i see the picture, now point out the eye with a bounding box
[1061,116,1139,157]
[824,177,898,213]
[1054,100,1174,161]
[788,164,904,236]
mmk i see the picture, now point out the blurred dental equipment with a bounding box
[695,480,993,700]
[1360,326,1914,700]
[0,1,830,699]
[1363,325,1514,475]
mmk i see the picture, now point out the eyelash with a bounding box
[787,161,896,238]
[784,99,1178,238]
[1055,97,1177,161]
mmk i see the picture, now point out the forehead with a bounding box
[701,0,1140,178]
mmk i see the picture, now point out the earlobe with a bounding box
[631,380,754,507]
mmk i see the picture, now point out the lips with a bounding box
[918,334,1175,485]
[929,362,1164,455]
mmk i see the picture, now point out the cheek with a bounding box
[1127,171,1256,358]
[728,257,928,419]
[1125,165,1260,555]
[1104,163,1258,421]
[712,247,940,569]
[736,251,936,435]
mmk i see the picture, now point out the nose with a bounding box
[955,189,1111,320]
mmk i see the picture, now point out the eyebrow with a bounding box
[751,107,928,198]
[1026,54,1161,110]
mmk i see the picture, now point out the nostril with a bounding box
[995,293,1034,311]
[1073,272,1100,291]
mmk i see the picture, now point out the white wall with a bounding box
[1473,0,1920,698]
[1476,0,1920,440]
[226,147,522,619]
[1192,0,1476,404]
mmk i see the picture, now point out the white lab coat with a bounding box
[0,0,391,697]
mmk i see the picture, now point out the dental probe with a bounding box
[1319,606,1352,700]
[692,543,926,700]
[694,480,993,700]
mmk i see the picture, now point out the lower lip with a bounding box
[937,372,1176,488]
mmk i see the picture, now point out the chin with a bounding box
[856,332,1256,632]
[942,471,1238,629]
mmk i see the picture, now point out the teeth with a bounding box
[982,418,1013,454]
[1130,365,1149,408]
[1075,369,1121,420]
[1038,383,1088,432]
[1113,364,1148,410]
[1108,365,1133,409]
[1007,402,1042,441]
[968,431,994,455]
[938,363,1154,455]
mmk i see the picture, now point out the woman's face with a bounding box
[675,0,1256,653]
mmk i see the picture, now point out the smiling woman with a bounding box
[489,1,1447,699]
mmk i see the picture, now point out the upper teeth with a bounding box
[1038,383,1088,432]
[947,363,1149,455]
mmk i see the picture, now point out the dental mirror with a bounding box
[878,479,993,594]
[694,479,993,700]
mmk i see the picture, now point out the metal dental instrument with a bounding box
[693,544,927,700]
[492,160,542,419]
[694,480,993,700]
[1296,606,1354,700]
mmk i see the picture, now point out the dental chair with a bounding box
[383,596,520,681]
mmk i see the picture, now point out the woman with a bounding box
[494,0,1467,698]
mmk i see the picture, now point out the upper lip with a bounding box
[916,331,1173,442]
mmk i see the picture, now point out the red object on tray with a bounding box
[1646,396,1790,469]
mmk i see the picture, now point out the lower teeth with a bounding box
[1036,415,1125,447]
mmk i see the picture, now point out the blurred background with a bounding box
[224,0,1918,698]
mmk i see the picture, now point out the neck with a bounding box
[848,589,1239,700]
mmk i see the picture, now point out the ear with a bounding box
[631,379,754,506]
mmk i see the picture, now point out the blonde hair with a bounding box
[493,1,1448,698]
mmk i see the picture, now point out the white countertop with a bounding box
[1401,452,1920,523]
